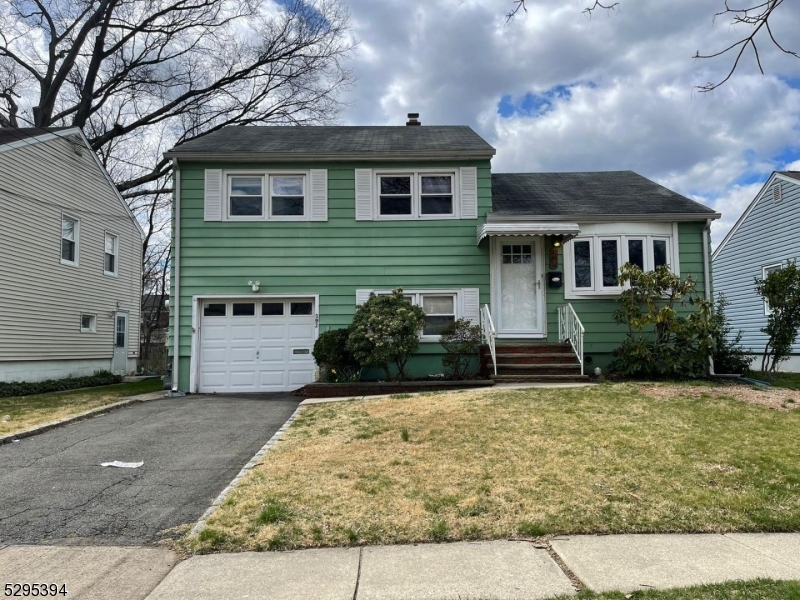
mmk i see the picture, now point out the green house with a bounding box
[165,117,719,393]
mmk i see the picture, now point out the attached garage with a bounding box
[196,297,317,393]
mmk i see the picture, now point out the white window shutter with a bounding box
[355,169,373,221]
[310,169,328,221]
[461,288,480,324]
[460,166,478,219]
[356,289,373,305]
[204,169,222,221]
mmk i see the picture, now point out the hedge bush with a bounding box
[312,327,361,382]
[0,370,123,398]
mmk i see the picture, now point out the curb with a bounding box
[0,390,169,446]
[190,404,306,537]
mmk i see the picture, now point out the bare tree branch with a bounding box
[507,0,794,92]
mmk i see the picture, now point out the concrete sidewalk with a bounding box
[3,534,800,599]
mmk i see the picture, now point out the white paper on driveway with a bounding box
[100,461,143,468]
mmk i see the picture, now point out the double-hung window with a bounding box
[566,231,675,297]
[61,215,79,266]
[227,173,307,220]
[377,172,455,219]
[365,290,459,340]
[104,233,119,276]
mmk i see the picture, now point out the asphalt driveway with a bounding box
[0,394,300,546]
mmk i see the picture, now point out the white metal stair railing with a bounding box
[557,303,585,376]
[480,304,498,376]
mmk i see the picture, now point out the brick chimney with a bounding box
[406,113,421,126]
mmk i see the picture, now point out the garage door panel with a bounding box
[230,324,258,341]
[201,325,228,342]
[201,348,227,364]
[288,370,314,385]
[258,371,286,386]
[229,347,256,363]
[258,324,287,341]
[288,323,315,339]
[200,371,227,389]
[199,298,317,393]
[229,371,257,389]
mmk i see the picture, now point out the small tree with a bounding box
[610,264,715,379]
[440,318,482,380]
[711,295,752,375]
[346,289,426,381]
[755,261,800,374]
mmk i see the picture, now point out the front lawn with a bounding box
[0,378,163,437]
[559,579,800,599]
[193,383,800,552]
[764,371,800,391]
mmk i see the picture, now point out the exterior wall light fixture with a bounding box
[248,280,261,292]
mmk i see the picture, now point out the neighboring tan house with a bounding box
[0,127,144,382]
[712,171,800,371]
[164,116,719,393]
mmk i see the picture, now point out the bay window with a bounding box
[565,231,676,298]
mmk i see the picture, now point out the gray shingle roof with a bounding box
[491,171,717,216]
[166,125,495,158]
[778,171,800,182]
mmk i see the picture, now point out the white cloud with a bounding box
[339,0,800,244]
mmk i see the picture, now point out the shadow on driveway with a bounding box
[0,394,300,546]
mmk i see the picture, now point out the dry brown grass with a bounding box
[0,378,163,437]
[193,383,800,552]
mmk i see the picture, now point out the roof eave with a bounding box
[163,149,496,162]
[487,212,721,223]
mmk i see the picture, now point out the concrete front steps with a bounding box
[480,342,590,383]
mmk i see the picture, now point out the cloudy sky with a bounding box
[335,0,800,245]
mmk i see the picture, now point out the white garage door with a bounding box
[199,298,317,393]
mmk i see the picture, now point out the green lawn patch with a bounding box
[0,378,163,437]
[555,579,800,599]
[191,383,800,553]
[764,372,800,391]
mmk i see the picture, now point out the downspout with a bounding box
[170,159,184,395]
[702,218,716,376]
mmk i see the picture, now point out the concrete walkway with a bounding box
[3,534,800,599]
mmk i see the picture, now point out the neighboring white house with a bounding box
[0,127,144,382]
[712,171,800,371]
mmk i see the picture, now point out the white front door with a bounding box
[198,298,317,393]
[112,312,128,374]
[494,238,545,335]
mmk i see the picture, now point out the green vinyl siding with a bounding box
[540,221,710,369]
[172,161,491,389]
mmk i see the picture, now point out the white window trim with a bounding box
[762,263,782,315]
[80,313,96,333]
[60,213,80,267]
[103,231,119,277]
[223,170,311,222]
[367,288,462,342]
[373,169,460,221]
[564,232,676,299]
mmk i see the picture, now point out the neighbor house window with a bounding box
[61,215,79,265]
[376,172,456,219]
[763,264,782,315]
[226,172,307,220]
[80,313,96,333]
[104,233,118,276]
[565,231,676,298]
